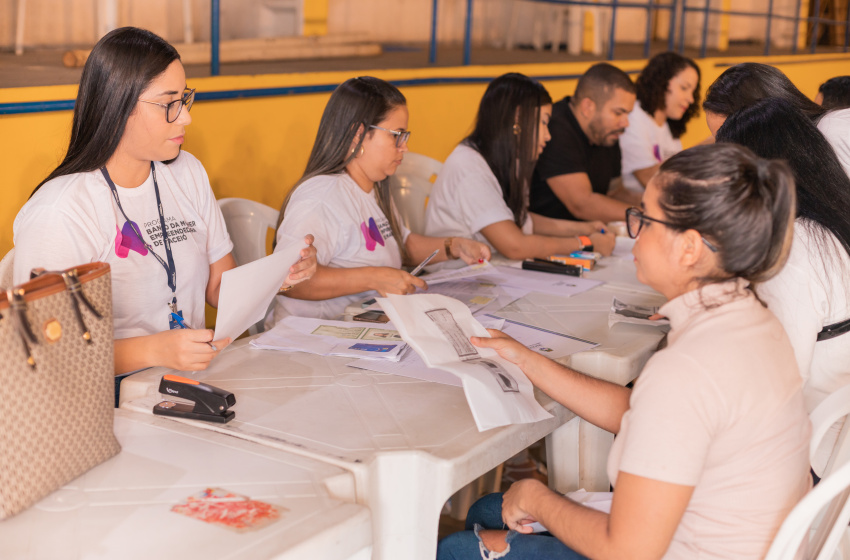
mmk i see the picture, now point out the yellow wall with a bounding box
[2,52,850,260]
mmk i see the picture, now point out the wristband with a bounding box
[577,235,594,252]
[445,237,458,260]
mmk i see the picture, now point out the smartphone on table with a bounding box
[353,310,390,323]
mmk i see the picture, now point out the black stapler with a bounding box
[152,374,236,424]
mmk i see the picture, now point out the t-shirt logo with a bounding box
[361,217,386,251]
[653,144,662,162]
[115,221,149,258]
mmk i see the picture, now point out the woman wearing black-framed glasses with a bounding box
[440,143,811,560]
[14,27,317,392]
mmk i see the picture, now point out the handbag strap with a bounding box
[818,317,850,342]
[60,269,103,343]
[6,287,37,368]
[7,266,107,367]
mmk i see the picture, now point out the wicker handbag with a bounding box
[0,262,120,519]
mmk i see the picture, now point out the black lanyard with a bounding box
[101,162,177,307]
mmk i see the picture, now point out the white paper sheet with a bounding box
[250,316,408,361]
[347,317,597,387]
[213,235,306,341]
[476,265,602,298]
[377,293,553,431]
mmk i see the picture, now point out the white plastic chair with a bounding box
[389,152,442,235]
[218,198,279,267]
[763,385,850,560]
[0,247,15,289]
[218,198,279,335]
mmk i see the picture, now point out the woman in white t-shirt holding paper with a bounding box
[425,73,615,260]
[619,52,700,194]
[438,144,810,560]
[13,27,316,378]
[271,76,490,322]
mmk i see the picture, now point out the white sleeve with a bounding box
[757,231,827,383]
[619,112,659,175]
[447,157,516,234]
[12,204,105,285]
[277,196,340,267]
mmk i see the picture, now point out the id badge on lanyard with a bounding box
[101,162,186,329]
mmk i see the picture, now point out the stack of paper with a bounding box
[251,316,408,362]
[378,293,554,431]
[348,316,597,386]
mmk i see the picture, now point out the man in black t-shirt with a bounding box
[531,63,638,222]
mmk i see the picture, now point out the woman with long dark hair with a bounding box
[271,76,490,322]
[13,27,316,376]
[424,73,614,260]
[438,143,810,560]
[619,52,700,193]
[702,62,826,135]
[716,97,850,475]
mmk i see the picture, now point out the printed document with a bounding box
[378,293,553,431]
[251,316,408,361]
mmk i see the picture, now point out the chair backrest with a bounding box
[811,384,850,479]
[0,247,15,289]
[388,152,442,235]
[218,198,280,266]
[763,384,850,560]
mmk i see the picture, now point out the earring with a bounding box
[512,124,521,135]
[359,146,365,157]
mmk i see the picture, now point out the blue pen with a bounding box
[171,312,217,351]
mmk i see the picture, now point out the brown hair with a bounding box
[655,143,796,285]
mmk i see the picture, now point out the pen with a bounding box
[409,249,440,277]
[171,312,218,351]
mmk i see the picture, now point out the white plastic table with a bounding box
[119,243,666,560]
[491,245,667,491]
[0,409,372,560]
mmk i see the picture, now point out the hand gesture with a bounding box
[372,267,428,296]
[450,237,492,264]
[282,234,317,289]
[154,328,231,371]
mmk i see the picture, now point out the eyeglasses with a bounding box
[625,207,718,253]
[139,88,196,123]
[369,125,411,148]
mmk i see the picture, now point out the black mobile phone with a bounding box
[353,310,391,323]
[521,260,582,277]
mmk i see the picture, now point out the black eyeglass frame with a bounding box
[625,207,719,253]
[139,88,196,123]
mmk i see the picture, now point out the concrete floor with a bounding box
[2,39,845,90]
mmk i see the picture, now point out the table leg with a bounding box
[546,417,580,493]
[547,417,615,493]
[366,452,444,560]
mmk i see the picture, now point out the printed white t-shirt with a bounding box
[619,101,682,193]
[607,279,811,560]
[424,143,532,255]
[13,152,233,339]
[758,218,850,472]
[271,172,410,322]
[818,108,850,179]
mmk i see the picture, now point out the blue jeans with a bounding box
[437,494,589,560]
